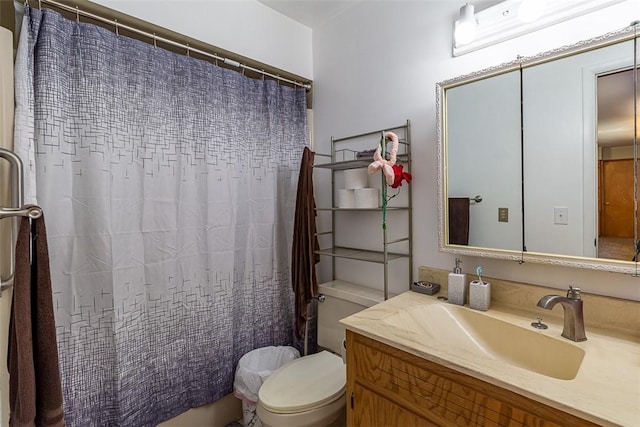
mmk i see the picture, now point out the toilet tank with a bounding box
[317,282,379,355]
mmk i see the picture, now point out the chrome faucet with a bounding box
[536,286,587,342]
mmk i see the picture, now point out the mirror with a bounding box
[437,24,639,274]
[446,70,523,252]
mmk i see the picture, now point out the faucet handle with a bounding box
[567,286,582,300]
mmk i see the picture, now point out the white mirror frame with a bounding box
[436,24,639,275]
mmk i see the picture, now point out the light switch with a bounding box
[554,207,568,225]
[498,207,509,223]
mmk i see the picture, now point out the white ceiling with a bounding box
[597,69,638,148]
[257,0,505,29]
[257,0,363,29]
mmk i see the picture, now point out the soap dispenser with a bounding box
[448,258,467,306]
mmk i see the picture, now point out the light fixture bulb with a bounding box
[518,0,546,23]
[454,4,478,46]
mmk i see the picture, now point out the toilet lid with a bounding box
[258,351,346,414]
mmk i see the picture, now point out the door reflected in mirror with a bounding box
[597,68,639,261]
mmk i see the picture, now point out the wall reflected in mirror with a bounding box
[522,39,635,261]
[446,70,522,251]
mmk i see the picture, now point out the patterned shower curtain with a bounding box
[13,7,308,427]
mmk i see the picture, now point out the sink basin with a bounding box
[382,303,585,380]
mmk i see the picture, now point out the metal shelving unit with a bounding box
[314,120,413,301]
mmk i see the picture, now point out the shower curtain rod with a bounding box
[28,0,312,90]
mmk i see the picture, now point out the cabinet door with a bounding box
[346,330,597,427]
[351,383,435,427]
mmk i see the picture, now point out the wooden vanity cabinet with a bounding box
[345,330,597,427]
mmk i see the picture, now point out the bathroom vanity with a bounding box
[346,331,595,426]
[340,290,640,426]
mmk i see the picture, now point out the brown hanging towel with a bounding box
[8,212,65,427]
[448,197,470,246]
[291,147,320,340]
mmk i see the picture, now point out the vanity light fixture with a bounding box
[454,4,478,46]
[453,0,626,56]
[518,0,546,23]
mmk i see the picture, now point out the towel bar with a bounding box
[0,148,42,297]
[0,206,42,220]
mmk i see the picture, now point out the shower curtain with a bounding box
[13,7,308,427]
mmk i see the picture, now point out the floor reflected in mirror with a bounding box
[598,237,635,261]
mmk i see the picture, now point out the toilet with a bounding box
[256,292,368,427]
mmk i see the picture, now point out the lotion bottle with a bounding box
[447,258,467,305]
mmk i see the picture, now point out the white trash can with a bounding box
[233,346,300,427]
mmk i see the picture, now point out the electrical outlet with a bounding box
[498,207,508,222]
[554,206,569,225]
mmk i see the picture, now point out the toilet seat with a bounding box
[258,351,346,414]
[256,393,346,427]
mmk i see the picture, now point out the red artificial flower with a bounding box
[391,164,412,189]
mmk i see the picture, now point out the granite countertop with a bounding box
[340,291,640,426]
